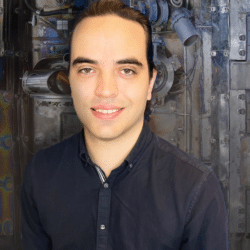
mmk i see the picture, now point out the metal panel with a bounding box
[33,98,82,153]
[230,0,247,61]
[0,91,14,236]
[210,0,230,213]
[230,90,246,233]
[247,189,250,232]
[231,62,250,90]
[0,0,3,57]
[241,136,250,186]
[200,30,212,162]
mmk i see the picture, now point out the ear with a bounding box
[147,68,158,100]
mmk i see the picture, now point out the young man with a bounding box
[21,0,228,249]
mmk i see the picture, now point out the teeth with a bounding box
[95,109,120,114]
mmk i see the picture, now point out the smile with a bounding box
[91,108,123,113]
[95,109,120,114]
[91,108,125,120]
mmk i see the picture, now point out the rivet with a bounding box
[211,51,217,57]
[239,49,246,56]
[239,34,246,41]
[4,138,12,148]
[238,109,246,115]
[238,223,245,228]
[210,138,216,144]
[238,94,245,100]
[238,208,245,214]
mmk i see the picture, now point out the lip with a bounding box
[92,104,122,110]
[90,106,125,120]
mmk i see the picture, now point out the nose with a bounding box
[95,72,118,98]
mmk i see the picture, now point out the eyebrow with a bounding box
[71,57,143,68]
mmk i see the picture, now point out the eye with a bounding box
[79,68,94,74]
[121,68,137,76]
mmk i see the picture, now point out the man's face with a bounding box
[69,14,157,141]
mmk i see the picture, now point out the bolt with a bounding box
[238,94,245,101]
[3,92,12,103]
[210,138,216,144]
[223,51,229,57]
[238,94,245,100]
[4,138,12,148]
[239,131,245,137]
[238,208,245,214]
[211,51,217,57]
[238,223,245,229]
[49,46,55,52]
[239,34,246,41]
[15,8,21,14]
[238,109,246,115]
[239,49,246,56]
[170,106,176,112]
[155,27,162,32]
[221,7,229,13]
[210,6,216,12]
[211,96,215,101]
[223,95,229,101]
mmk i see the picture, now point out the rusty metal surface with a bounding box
[32,98,82,153]
[0,91,14,235]
[231,62,250,90]
[0,0,3,57]
[230,0,247,61]
[230,90,246,233]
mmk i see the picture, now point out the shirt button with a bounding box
[100,224,105,230]
[129,164,133,168]
[104,183,109,188]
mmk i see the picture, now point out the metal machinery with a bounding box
[0,0,250,249]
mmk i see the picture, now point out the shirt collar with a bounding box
[79,122,153,170]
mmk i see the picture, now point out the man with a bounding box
[21,0,228,249]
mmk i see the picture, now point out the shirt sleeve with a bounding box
[21,154,52,250]
[180,170,229,250]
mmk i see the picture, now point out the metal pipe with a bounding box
[184,46,189,153]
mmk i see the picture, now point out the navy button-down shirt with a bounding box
[21,123,228,250]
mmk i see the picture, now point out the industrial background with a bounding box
[0,0,249,249]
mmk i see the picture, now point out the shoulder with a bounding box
[148,133,226,220]
[23,132,81,180]
[150,133,212,176]
[146,132,220,206]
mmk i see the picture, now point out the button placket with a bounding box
[96,184,111,250]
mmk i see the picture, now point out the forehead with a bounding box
[71,15,147,62]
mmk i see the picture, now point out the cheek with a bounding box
[124,76,150,99]
[70,79,94,102]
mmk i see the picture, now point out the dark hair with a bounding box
[69,0,156,120]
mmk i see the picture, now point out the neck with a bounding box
[84,121,144,178]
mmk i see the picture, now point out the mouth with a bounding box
[91,108,124,114]
[90,107,125,120]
